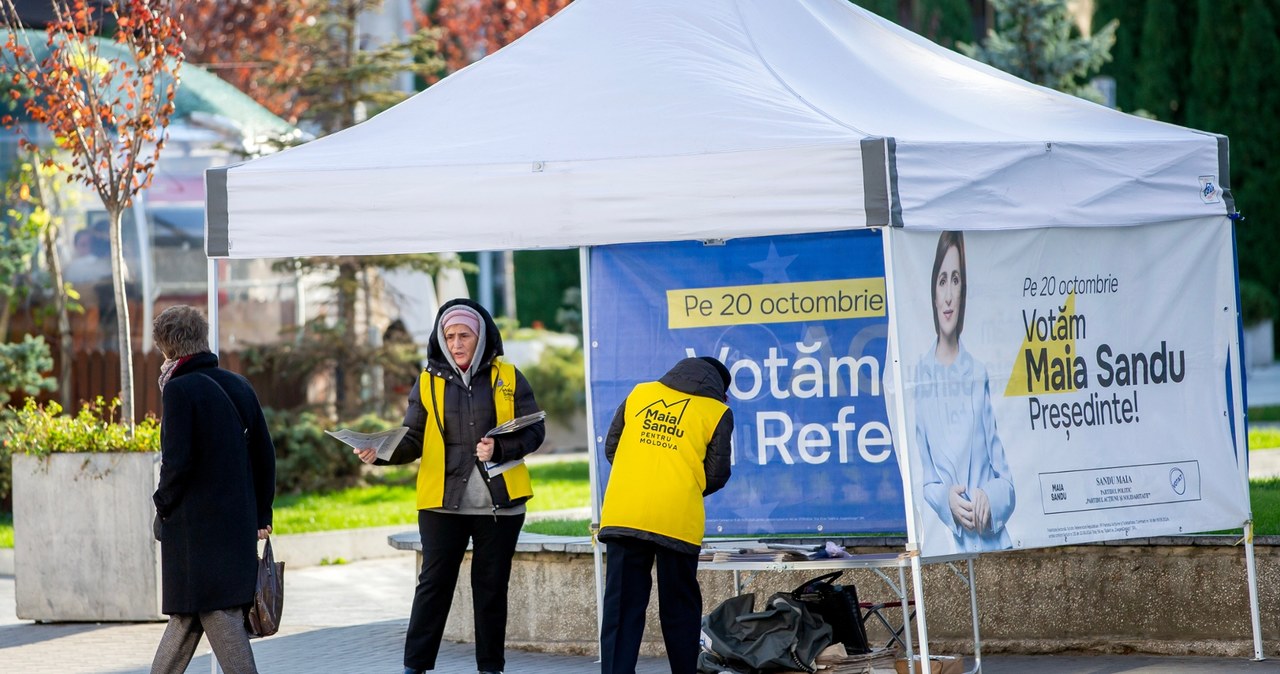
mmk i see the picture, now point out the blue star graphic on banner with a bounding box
[748,243,798,284]
[731,488,782,533]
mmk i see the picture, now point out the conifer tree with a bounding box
[1186,0,1243,134]
[915,0,974,48]
[1226,0,1280,297]
[850,0,897,23]
[1134,0,1192,123]
[1092,0,1144,110]
[278,0,449,418]
[958,0,1117,102]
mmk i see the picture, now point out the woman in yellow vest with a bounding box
[598,356,734,674]
[355,299,544,674]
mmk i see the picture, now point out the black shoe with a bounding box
[478,671,503,674]
[404,668,425,674]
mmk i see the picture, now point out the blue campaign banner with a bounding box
[588,229,905,535]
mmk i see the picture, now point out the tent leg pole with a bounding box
[593,541,605,663]
[578,245,606,663]
[1245,521,1265,661]
[968,558,981,673]
[207,259,220,354]
[899,564,914,671]
[911,555,930,674]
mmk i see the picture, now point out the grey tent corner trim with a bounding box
[860,136,902,228]
[1215,135,1237,217]
[205,166,231,257]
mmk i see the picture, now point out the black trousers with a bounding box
[405,510,524,671]
[599,537,701,674]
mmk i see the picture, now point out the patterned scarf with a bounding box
[157,355,192,392]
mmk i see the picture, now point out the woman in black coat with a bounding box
[150,305,276,674]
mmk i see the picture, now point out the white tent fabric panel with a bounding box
[207,0,1232,259]
[744,0,1203,142]
[213,142,870,258]
[892,138,1226,230]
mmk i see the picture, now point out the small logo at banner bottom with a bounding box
[1169,467,1187,495]
[1199,176,1220,204]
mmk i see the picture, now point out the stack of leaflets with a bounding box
[708,546,823,563]
[325,426,410,461]
[814,645,898,673]
[482,410,547,475]
[484,410,547,438]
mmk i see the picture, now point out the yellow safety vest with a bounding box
[415,359,534,510]
[600,381,728,546]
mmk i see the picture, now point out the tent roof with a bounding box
[207,0,1231,259]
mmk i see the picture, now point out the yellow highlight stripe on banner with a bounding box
[666,278,887,329]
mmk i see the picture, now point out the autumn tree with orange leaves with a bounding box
[172,0,311,124]
[418,0,571,78]
[0,0,185,426]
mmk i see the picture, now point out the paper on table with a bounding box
[325,426,409,462]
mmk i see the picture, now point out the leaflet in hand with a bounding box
[325,426,409,462]
[484,410,547,438]
[482,458,525,476]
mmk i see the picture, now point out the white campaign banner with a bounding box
[887,219,1247,556]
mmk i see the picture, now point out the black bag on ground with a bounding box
[699,593,833,673]
[246,537,284,638]
[773,571,870,654]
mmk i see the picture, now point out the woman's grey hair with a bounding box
[153,305,210,358]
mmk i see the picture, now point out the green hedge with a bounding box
[266,409,396,494]
[1240,279,1278,326]
[0,397,159,511]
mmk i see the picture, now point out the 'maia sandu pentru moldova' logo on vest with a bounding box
[636,398,690,449]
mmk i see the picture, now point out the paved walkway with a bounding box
[2,555,1279,673]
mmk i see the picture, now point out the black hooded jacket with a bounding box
[380,298,545,510]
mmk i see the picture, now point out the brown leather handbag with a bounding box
[246,537,284,638]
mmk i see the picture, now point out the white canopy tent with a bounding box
[205,0,1253,665]
[205,0,1230,258]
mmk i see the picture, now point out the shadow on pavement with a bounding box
[0,621,130,650]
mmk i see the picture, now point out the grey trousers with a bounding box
[151,608,258,674]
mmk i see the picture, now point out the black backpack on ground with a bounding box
[772,571,870,654]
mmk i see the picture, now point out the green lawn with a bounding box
[273,459,590,535]
[0,513,11,548]
[524,518,592,536]
[1251,427,1280,450]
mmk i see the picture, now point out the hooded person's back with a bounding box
[599,357,735,554]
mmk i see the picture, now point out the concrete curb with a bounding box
[271,525,415,568]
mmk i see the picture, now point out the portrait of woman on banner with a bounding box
[913,230,1015,553]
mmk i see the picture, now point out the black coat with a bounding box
[153,353,276,614]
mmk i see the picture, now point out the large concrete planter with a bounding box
[12,452,163,621]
